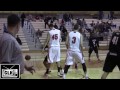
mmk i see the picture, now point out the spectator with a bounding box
[90,20,95,27]
[36,29,43,37]
[81,18,87,29]
[98,11,104,20]
[3,23,7,33]
[54,23,58,29]
[59,25,67,41]
[35,15,40,20]
[110,11,114,20]
[21,13,26,28]
[44,17,49,29]
[16,35,22,45]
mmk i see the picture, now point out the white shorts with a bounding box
[48,47,60,63]
[65,50,85,65]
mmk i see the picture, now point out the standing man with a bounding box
[0,14,35,77]
[21,13,26,28]
[62,24,89,79]
[16,35,22,45]
[88,32,101,62]
[42,24,63,78]
[101,29,120,79]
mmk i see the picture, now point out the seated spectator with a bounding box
[90,20,95,27]
[110,21,116,28]
[16,35,22,45]
[61,19,64,25]
[54,23,58,29]
[35,15,40,20]
[36,29,43,37]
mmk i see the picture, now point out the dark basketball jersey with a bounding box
[109,32,120,54]
[89,37,99,48]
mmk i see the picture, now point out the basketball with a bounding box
[25,55,31,61]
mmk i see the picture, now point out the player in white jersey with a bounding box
[62,24,89,79]
[42,24,63,78]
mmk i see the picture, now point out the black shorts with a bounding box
[44,55,48,62]
[89,46,98,54]
[103,52,120,72]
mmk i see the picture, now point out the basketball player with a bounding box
[101,28,120,79]
[88,32,101,62]
[62,24,89,79]
[42,24,63,77]
[43,45,51,74]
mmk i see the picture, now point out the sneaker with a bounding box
[43,72,49,79]
[60,69,64,75]
[58,72,63,77]
[85,77,91,79]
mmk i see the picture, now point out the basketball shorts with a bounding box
[48,46,60,63]
[103,52,120,72]
[89,46,98,54]
[65,50,85,65]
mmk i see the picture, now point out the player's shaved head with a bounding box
[74,24,79,30]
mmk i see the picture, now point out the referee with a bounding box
[0,14,35,77]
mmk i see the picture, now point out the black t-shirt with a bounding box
[16,37,22,45]
[109,32,120,54]
[89,37,99,48]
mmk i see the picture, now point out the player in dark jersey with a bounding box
[43,45,51,75]
[88,32,101,62]
[101,28,120,79]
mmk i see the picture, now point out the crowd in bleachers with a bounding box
[24,13,119,45]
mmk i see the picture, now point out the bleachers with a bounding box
[31,19,119,51]
[0,18,29,51]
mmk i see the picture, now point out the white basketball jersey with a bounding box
[68,31,81,52]
[49,28,61,47]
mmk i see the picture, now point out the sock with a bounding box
[64,65,70,74]
[63,74,66,79]
[82,63,87,72]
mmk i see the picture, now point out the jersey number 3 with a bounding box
[72,37,76,44]
[52,34,58,40]
[112,36,119,45]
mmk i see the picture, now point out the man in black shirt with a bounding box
[54,23,58,29]
[101,28,120,79]
[16,35,22,45]
[88,32,101,62]
[21,13,26,28]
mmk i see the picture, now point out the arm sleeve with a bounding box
[0,40,14,63]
